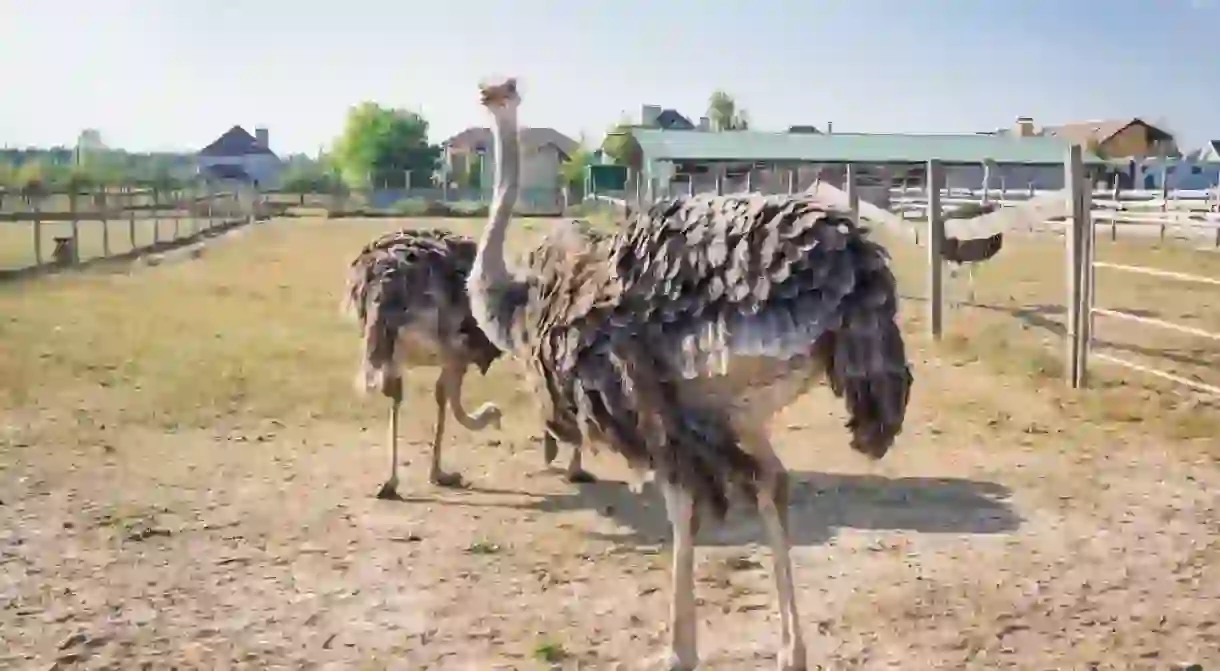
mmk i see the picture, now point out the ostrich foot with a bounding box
[648,650,698,671]
[542,437,558,465]
[565,469,596,484]
[375,480,403,501]
[776,650,808,671]
[429,471,465,488]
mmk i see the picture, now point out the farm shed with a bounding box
[628,129,1106,202]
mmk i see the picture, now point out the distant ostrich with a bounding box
[344,227,596,499]
[468,78,913,670]
[942,201,1004,307]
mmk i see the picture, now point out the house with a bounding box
[197,125,282,188]
[1195,140,1220,163]
[982,116,1178,159]
[442,126,579,194]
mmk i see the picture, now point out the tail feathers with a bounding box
[822,240,914,459]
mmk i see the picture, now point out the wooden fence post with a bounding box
[68,189,80,263]
[206,182,215,228]
[99,186,110,257]
[32,200,43,265]
[127,187,137,250]
[1064,145,1086,388]
[1110,175,1121,241]
[1078,179,1094,388]
[845,163,860,226]
[926,159,945,340]
[172,189,180,239]
[151,188,161,244]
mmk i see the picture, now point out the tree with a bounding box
[600,115,637,166]
[331,102,441,189]
[559,140,595,196]
[707,90,750,131]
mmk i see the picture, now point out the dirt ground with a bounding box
[1,217,1218,670]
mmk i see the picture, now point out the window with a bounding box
[1192,165,1202,175]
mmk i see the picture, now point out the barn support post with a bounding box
[981,160,992,205]
[926,159,945,340]
[845,163,860,226]
[714,165,725,196]
[787,167,797,194]
[1064,144,1086,388]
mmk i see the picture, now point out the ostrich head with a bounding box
[479,77,520,112]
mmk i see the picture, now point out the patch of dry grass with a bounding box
[0,217,542,435]
[2,216,1217,449]
[877,228,1220,441]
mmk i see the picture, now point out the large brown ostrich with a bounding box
[465,78,913,670]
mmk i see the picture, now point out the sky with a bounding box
[2,0,1216,155]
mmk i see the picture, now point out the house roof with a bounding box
[1043,118,1173,145]
[443,127,580,157]
[655,109,695,130]
[631,129,1103,166]
[987,118,1175,146]
[201,164,254,181]
[198,125,276,158]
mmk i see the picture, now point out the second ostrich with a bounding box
[468,78,914,670]
[942,201,1004,307]
[345,226,597,498]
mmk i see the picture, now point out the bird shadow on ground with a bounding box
[402,469,1021,549]
[900,295,1215,369]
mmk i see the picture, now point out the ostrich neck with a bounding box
[475,107,520,282]
[469,105,524,351]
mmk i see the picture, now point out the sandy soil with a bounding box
[2,347,1218,671]
[1,217,1217,670]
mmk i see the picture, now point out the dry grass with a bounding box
[876,228,1220,441]
[2,216,1218,668]
[0,218,539,426]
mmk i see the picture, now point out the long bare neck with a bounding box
[474,107,520,281]
[468,105,524,351]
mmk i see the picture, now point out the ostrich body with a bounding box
[344,227,595,498]
[942,202,1004,307]
[468,79,914,670]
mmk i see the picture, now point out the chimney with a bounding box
[698,116,710,131]
[255,127,269,149]
[640,105,662,128]
[826,121,833,134]
[1013,117,1035,137]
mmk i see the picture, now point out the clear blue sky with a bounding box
[2,0,1215,154]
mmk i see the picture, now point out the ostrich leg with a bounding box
[428,368,465,488]
[967,264,977,304]
[660,481,699,670]
[564,444,595,483]
[543,432,596,483]
[753,447,807,670]
[375,376,404,500]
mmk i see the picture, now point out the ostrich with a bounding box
[942,201,1004,308]
[468,78,913,670]
[344,226,597,499]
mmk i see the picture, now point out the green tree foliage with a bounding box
[559,141,595,195]
[281,156,344,194]
[707,90,750,131]
[331,102,441,189]
[600,115,636,166]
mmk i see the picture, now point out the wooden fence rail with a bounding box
[0,184,264,276]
